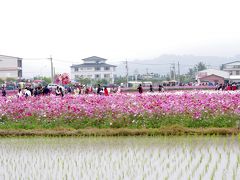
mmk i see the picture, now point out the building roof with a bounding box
[222,61,240,66]
[0,54,21,59]
[71,63,117,68]
[197,69,229,79]
[71,56,117,68]
[199,74,224,79]
[82,56,107,62]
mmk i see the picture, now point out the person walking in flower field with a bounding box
[2,87,6,97]
[17,89,23,97]
[149,84,154,92]
[97,84,103,95]
[59,87,64,97]
[137,84,143,94]
[55,86,61,96]
[104,87,109,96]
[24,88,31,98]
[158,85,164,92]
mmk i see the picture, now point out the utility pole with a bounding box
[169,63,176,80]
[178,61,180,83]
[171,63,176,80]
[125,59,128,87]
[173,63,176,81]
[49,55,54,83]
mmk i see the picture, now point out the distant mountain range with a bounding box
[113,54,240,76]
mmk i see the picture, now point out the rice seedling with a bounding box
[0,136,239,179]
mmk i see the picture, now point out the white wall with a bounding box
[0,56,18,67]
[71,66,116,82]
[0,55,20,79]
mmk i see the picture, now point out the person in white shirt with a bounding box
[24,88,31,97]
[17,89,23,97]
[55,86,61,96]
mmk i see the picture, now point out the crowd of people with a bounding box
[137,84,165,94]
[1,82,239,97]
[215,83,238,91]
[1,84,122,97]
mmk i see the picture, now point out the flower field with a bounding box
[0,91,240,129]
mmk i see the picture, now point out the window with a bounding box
[17,59,22,68]
[18,70,22,77]
[233,65,240,68]
[236,71,240,75]
[95,74,100,78]
[95,67,100,71]
[104,74,110,78]
[87,75,92,78]
[87,67,92,70]
[229,71,233,75]
[74,67,78,72]
[104,67,110,70]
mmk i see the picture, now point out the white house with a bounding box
[0,55,22,80]
[70,56,117,83]
[222,61,240,75]
[222,61,240,82]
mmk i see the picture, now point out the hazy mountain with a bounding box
[114,54,239,76]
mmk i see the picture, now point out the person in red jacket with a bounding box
[226,83,231,91]
[232,83,237,91]
[104,87,109,96]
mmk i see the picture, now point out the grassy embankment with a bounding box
[0,115,239,136]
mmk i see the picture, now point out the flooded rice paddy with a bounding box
[0,136,239,180]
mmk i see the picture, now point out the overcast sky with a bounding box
[0,0,240,77]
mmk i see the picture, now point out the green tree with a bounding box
[6,77,16,82]
[165,74,171,81]
[114,76,127,85]
[42,77,51,84]
[195,62,207,72]
[187,62,207,80]
[0,78,4,84]
[76,78,91,85]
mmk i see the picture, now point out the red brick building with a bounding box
[199,74,225,84]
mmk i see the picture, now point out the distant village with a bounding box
[0,54,240,90]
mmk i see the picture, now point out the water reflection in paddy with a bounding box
[0,136,239,179]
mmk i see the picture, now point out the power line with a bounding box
[48,56,54,83]
[22,58,49,61]
[128,62,171,66]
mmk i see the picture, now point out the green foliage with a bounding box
[114,76,126,85]
[195,62,207,72]
[187,62,207,79]
[0,78,4,84]
[0,114,238,130]
[94,79,109,85]
[76,77,91,85]
[6,77,16,82]
[42,77,51,84]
